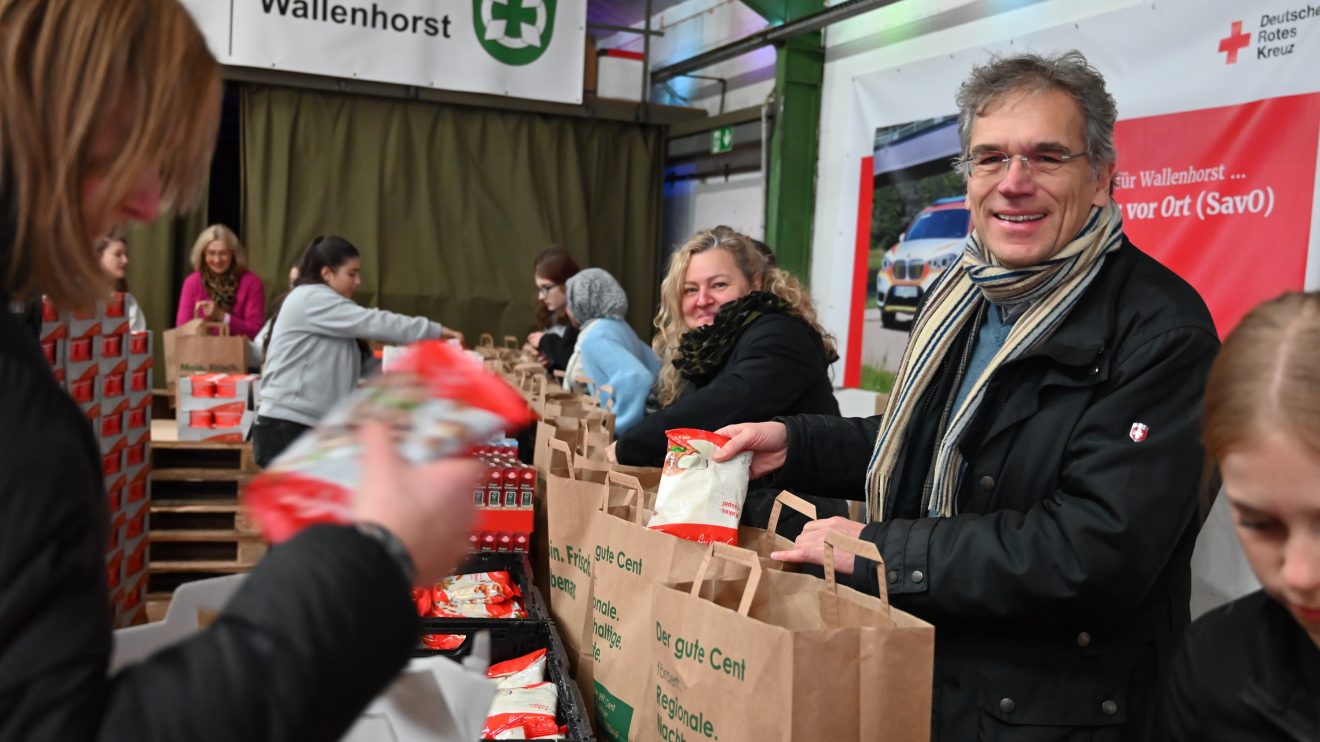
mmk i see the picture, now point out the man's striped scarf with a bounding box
[864,203,1124,520]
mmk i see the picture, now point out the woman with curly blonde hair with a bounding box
[609,225,846,537]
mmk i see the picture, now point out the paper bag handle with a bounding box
[479,333,495,348]
[193,320,230,336]
[766,491,817,544]
[547,439,576,480]
[504,335,519,349]
[822,531,889,613]
[604,471,646,523]
[597,384,615,412]
[689,543,762,617]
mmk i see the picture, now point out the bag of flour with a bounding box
[647,428,751,545]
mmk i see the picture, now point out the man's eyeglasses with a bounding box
[957,149,1090,178]
[536,283,560,296]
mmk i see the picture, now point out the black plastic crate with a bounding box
[419,551,550,629]
[417,619,593,742]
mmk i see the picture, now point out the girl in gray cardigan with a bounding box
[253,235,460,466]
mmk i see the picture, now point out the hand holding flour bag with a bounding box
[647,428,752,545]
[243,340,530,542]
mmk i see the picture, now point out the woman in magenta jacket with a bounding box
[175,223,265,339]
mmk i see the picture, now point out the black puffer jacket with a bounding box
[1166,591,1320,741]
[616,312,847,537]
[772,239,1219,741]
[0,308,418,741]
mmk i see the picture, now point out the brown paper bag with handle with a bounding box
[738,491,817,572]
[585,472,743,742]
[543,439,607,678]
[162,319,247,389]
[647,534,934,742]
[534,415,581,472]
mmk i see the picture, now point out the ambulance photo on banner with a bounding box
[851,0,1320,392]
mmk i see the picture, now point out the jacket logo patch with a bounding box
[1129,423,1149,443]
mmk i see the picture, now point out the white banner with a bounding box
[182,0,587,104]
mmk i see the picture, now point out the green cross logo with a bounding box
[473,0,558,66]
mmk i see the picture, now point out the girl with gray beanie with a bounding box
[562,268,659,434]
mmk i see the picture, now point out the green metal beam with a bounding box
[741,0,824,282]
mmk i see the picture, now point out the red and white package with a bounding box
[487,649,547,689]
[647,428,752,545]
[430,600,528,619]
[243,341,530,543]
[482,682,559,740]
[434,571,520,605]
[421,633,467,651]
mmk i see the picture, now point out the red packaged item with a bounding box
[482,682,559,740]
[433,571,519,605]
[421,633,467,651]
[413,587,433,617]
[487,649,547,689]
[429,599,527,620]
[243,341,531,543]
[648,428,752,546]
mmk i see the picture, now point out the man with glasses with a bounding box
[717,51,1218,739]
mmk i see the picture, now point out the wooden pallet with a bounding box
[148,420,265,606]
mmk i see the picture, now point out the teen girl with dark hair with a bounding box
[253,235,460,466]
[525,244,581,372]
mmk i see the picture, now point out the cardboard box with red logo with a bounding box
[177,373,260,442]
[100,292,130,340]
[122,532,148,580]
[39,297,67,388]
[125,465,150,511]
[107,511,126,553]
[106,475,125,516]
[127,331,154,410]
[122,497,149,549]
[117,571,148,628]
[64,305,101,389]
[105,549,123,593]
[123,425,151,486]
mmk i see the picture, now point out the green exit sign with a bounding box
[711,126,734,154]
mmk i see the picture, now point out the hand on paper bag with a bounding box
[440,327,465,347]
[770,517,866,574]
[352,422,480,584]
[713,421,787,478]
[194,299,222,322]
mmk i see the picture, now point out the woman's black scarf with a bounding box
[671,291,835,386]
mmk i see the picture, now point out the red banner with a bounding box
[1114,93,1320,336]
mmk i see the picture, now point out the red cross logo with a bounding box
[1218,21,1251,64]
[1129,423,1149,443]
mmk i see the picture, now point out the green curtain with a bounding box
[124,209,209,388]
[240,85,664,342]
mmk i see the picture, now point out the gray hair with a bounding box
[954,50,1117,178]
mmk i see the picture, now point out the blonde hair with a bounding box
[652,226,836,406]
[0,0,220,309]
[1203,292,1320,463]
[190,223,248,274]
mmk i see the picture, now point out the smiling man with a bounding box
[716,51,1220,740]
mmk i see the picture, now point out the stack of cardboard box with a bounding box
[41,294,152,627]
[176,373,260,442]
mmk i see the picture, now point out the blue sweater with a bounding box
[573,318,659,434]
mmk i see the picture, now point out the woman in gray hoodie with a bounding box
[253,235,461,466]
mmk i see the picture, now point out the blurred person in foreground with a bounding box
[1166,292,1320,741]
[716,51,1219,739]
[0,2,478,739]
